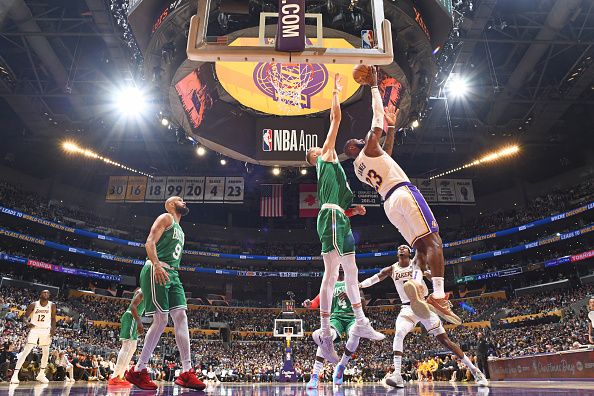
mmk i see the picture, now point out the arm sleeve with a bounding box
[371,87,384,130]
[310,294,321,310]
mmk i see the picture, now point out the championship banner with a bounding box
[353,188,382,207]
[105,176,244,203]
[299,184,319,217]
[410,178,475,205]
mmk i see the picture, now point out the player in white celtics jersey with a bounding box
[344,66,460,326]
[11,290,56,384]
[359,246,488,388]
[588,297,594,344]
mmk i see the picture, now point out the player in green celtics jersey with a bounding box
[302,270,364,388]
[109,288,144,385]
[126,196,205,391]
[305,73,384,365]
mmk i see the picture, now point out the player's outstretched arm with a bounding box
[22,302,34,326]
[359,266,392,288]
[145,213,173,285]
[383,109,399,156]
[50,303,57,336]
[130,290,145,335]
[321,73,343,162]
[363,67,385,157]
[303,294,320,310]
[345,205,366,217]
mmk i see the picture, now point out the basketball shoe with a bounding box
[426,294,462,325]
[306,373,320,389]
[312,329,339,363]
[403,281,432,319]
[333,364,345,385]
[125,366,157,390]
[36,372,49,384]
[350,318,385,341]
[386,373,404,388]
[175,369,206,390]
[473,370,489,387]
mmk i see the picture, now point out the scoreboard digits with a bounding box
[106,176,244,203]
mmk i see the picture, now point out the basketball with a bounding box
[353,64,373,85]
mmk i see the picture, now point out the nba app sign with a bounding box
[256,118,324,161]
[262,129,318,152]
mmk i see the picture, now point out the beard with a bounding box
[176,206,190,216]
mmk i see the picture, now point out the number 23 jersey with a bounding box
[353,151,409,199]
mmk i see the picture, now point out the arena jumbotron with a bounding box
[0,0,593,395]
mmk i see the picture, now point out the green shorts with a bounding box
[330,314,356,341]
[119,312,138,341]
[140,261,187,316]
[317,208,355,256]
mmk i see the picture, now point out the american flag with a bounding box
[260,184,283,217]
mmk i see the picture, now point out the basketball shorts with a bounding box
[383,184,439,246]
[330,314,356,341]
[140,260,187,316]
[27,327,51,346]
[119,312,139,341]
[396,305,445,337]
[317,208,355,256]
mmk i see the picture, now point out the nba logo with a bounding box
[262,129,273,151]
[361,30,374,49]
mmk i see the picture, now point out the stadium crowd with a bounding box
[1,280,592,383]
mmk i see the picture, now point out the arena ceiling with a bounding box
[0,0,593,190]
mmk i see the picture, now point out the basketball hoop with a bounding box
[265,63,313,113]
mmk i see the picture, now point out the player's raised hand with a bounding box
[385,108,399,127]
[153,262,170,285]
[302,299,312,309]
[354,205,366,216]
[370,66,379,86]
[334,73,343,93]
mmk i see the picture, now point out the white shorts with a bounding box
[383,184,439,246]
[395,305,445,337]
[27,328,52,346]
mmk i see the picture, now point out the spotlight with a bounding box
[115,86,146,116]
[220,159,227,165]
[272,167,281,176]
[447,76,469,98]
[161,117,169,127]
[300,168,307,175]
[411,120,420,129]
[62,141,79,152]
[196,146,206,156]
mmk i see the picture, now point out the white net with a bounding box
[266,63,314,113]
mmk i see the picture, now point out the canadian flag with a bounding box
[299,184,319,218]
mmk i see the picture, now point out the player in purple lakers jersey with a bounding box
[343,66,461,325]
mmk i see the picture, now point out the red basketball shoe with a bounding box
[175,369,206,390]
[125,366,158,390]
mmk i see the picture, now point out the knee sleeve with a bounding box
[151,311,169,331]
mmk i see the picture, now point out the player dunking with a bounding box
[11,290,56,384]
[306,73,384,364]
[109,288,145,385]
[125,196,205,390]
[359,245,488,388]
[344,66,461,325]
[303,270,361,388]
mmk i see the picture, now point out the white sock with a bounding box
[462,355,478,372]
[312,360,324,375]
[339,353,351,366]
[432,277,445,299]
[393,355,402,375]
[320,314,331,334]
[352,306,366,323]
